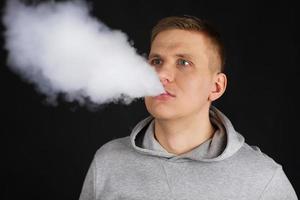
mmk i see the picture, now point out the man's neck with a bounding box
[154,107,215,155]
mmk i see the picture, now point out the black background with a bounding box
[1,0,299,199]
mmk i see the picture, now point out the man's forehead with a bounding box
[151,36,200,48]
[152,29,207,46]
[149,30,209,58]
[149,41,205,60]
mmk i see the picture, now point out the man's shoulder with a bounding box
[93,136,132,160]
[236,143,298,199]
[234,142,282,173]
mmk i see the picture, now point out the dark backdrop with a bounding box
[1,0,299,199]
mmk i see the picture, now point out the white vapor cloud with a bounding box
[2,0,164,105]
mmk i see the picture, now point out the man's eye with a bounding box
[177,59,190,67]
[150,59,162,65]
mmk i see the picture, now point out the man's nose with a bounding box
[157,64,174,85]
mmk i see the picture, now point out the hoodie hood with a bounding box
[130,106,245,162]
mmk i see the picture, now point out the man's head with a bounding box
[145,16,227,120]
[151,16,225,73]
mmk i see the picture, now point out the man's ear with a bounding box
[208,72,227,102]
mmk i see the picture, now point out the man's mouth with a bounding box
[154,90,176,100]
[162,91,176,97]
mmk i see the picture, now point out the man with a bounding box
[79,16,298,200]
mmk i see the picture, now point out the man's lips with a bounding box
[154,90,176,98]
[162,91,176,97]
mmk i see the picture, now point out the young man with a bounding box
[79,16,298,200]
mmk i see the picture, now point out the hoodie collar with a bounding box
[130,106,245,162]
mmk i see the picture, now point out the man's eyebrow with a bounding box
[149,53,194,59]
[148,54,160,59]
[175,54,194,60]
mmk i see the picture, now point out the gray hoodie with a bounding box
[79,106,298,200]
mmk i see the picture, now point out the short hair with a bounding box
[151,15,225,72]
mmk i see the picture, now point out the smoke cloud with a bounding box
[2,0,164,105]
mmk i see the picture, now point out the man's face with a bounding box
[145,29,219,120]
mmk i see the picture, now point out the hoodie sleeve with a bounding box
[79,159,96,200]
[259,165,298,200]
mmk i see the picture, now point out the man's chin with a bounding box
[150,111,179,121]
[145,100,179,120]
